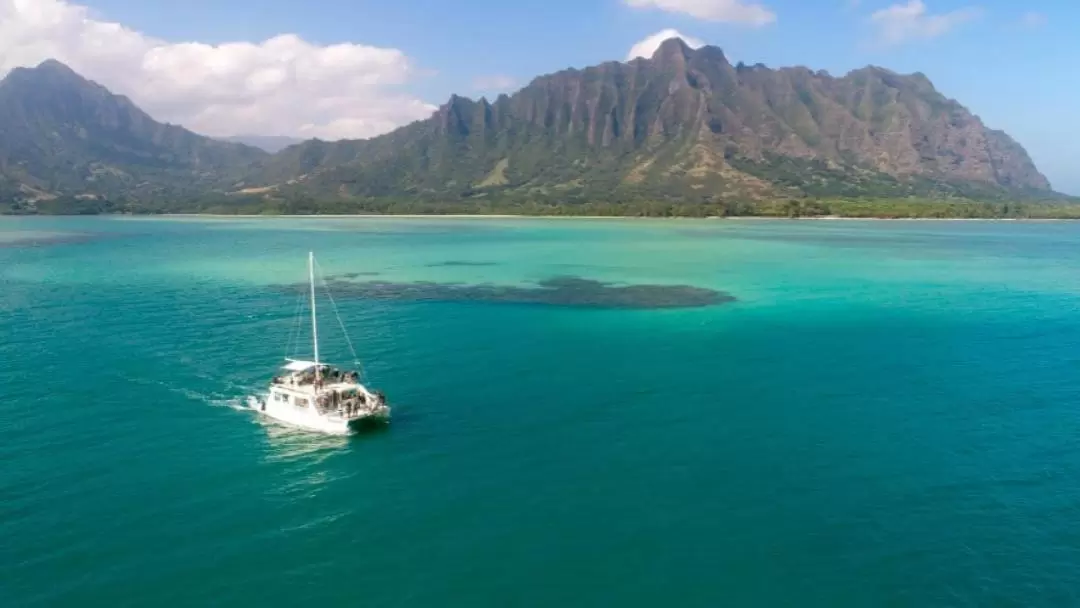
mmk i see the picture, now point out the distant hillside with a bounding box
[218,135,303,154]
[244,38,1052,205]
[0,48,1068,217]
[0,60,266,207]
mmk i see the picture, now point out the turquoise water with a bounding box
[4,216,1080,606]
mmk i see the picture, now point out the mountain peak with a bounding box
[5,58,94,92]
[652,37,693,61]
[694,45,731,64]
[0,60,267,204]
[10,59,86,83]
[34,59,76,73]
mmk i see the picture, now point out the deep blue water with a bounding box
[3,216,1080,606]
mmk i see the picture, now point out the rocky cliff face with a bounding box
[256,37,1049,201]
[0,48,1053,207]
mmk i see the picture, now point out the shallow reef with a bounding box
[274,275,733,309]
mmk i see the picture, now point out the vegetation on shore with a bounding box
[7,193,1080,220]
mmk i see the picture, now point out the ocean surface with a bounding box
[3,216,1080,606]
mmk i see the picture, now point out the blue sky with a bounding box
[10,0,1079,193]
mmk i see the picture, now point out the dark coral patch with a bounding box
[325,271,381,280]
[278,276,733,309]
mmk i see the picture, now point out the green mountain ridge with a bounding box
[0,43,1069,215]
[0,60,266,209]
[244,38,1056,206]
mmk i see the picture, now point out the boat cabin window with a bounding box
[295,398,309,407]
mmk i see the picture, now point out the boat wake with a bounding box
[215,395,261,413]
[116,372,256,411]
[259,423,352,462]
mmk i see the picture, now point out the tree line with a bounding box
[6,192,1080,220]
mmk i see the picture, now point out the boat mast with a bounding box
[309,251,320,383]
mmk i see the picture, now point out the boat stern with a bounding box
[347,405,391,432]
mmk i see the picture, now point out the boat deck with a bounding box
[271,380,372,396]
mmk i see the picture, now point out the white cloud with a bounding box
[0,0,437,139]
[472,74,517,92]
[624,0,776,26]
[1019,11,1047,28]
[627,29,706,60]
[869,0,981,46]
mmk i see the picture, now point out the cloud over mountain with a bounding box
[627,30,705,60]
[0,0,436,139]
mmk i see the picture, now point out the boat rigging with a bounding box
[248,252,389,434]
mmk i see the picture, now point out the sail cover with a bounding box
[283,360,319,372]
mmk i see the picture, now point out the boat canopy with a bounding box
[283,360,320,372]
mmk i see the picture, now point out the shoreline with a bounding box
[139,213,1079,222]
[7,212,1078,222]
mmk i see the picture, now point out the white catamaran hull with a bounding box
[250,252,391,436]
[247,395,382,435]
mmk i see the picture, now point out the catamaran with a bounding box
[248,252,389,434]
